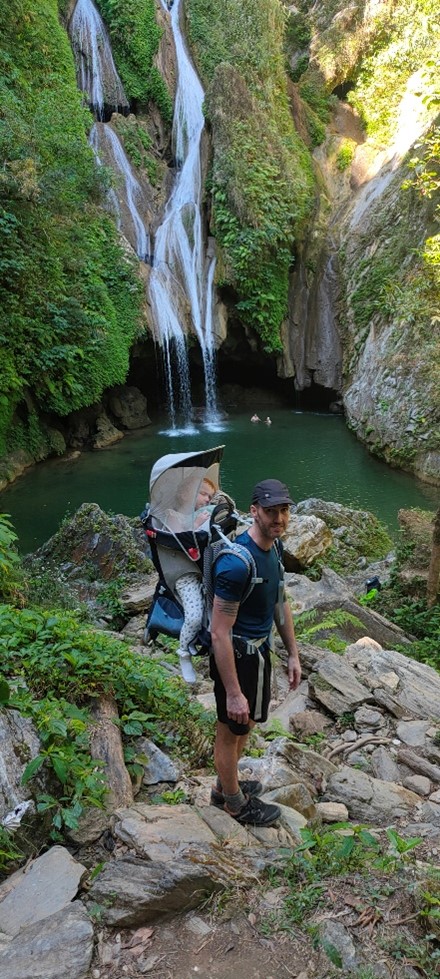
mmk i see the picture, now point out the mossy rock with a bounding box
[295,498,393,574]
[31,503,153,581]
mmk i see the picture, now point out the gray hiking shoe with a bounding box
[226,795,281,827]
[210,780,263,809]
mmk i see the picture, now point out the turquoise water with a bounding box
[1,409,437,553]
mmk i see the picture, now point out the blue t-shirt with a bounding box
[213,530,283,639]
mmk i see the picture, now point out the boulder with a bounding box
[0,902,93,979]
[285,567,411,648]
[107,385,151,430]
[345,643,440,719]
[0,847,87,937]
[87,854,222,927]
[0,711,41,819]
[323,766,421,822]
[283,514,332,566]
[28,503,152,582]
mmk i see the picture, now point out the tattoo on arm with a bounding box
[215,598,240,618]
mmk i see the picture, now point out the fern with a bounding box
[294,608,364,648]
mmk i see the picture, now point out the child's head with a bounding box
[196,478,215,509]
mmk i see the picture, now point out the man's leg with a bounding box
[212,719,280,826]
[213,721,243,796]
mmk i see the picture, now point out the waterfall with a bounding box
[149,0,219,430]
[89,124,122,229]
[70,1,150,260]
[70,0,129,120]
[89,123,150,260]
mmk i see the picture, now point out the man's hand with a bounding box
[288,651,301,690]
[226,691,250,725]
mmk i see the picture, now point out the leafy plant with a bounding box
[0,0,144,456]
[0,601,213,839]
[150,788,187,805]
[96,0,172,122]
[336,139,356,172]
[0,825,24,878]
[0,514,21,600]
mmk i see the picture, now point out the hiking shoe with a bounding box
[210,780,263,808]
[226,795,281,827]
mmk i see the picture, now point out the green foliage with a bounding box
[0,825,24,878]
[187,0,315,350]
[0,0,144,454]
[268,823,423,933]
[294,608,364,649]
[298,79,331,125]
[151,788,188,805]
[351,258,396,331]
[112,115,158,185]
[0,514,21,600]
[367,532,440,668]
[336,139,356,171]
[96,0,172,122]
[19,695,107,835]
[346,0,439,146]
[0,601,212,838]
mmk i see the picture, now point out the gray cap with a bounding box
[251,479,294,507]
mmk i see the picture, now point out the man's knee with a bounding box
[215,720,240,746]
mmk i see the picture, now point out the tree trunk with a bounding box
[427,507,440,608]
[90,694,134,810]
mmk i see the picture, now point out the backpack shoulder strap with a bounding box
[273,537,286,625]
[204,538,262,608]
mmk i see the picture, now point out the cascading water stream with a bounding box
[89,124,150,260]
[149,0,219,430]
[70,0,128,119]
[88,124,122,229]
[69,0,150,261]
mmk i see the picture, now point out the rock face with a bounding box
[275,2,440,483]
[0,711,41,818]
[0,902,94,979]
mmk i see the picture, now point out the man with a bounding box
[209,478,301,827]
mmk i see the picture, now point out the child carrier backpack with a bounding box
[141,445,285,654]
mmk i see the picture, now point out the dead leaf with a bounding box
[122,926,155,949]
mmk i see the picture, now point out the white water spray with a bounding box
[149,0,219,428]
[89,124,150,260]
[70,0,127,119]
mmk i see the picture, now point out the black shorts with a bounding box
[210,637,272,735]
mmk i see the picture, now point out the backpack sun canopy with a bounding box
[148,445,225,536]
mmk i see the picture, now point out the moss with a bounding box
[96,0,172,123]
[187,0,315,350]
[0,0,145,456]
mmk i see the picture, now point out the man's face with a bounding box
[250,503,290,541]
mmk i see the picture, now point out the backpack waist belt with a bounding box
[232,634,270,655]
[232,634,270,721]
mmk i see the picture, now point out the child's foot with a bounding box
[178,652,197,684]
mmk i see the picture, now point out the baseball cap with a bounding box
[251,479,294,508]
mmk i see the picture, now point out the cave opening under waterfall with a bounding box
[128,341,342,420]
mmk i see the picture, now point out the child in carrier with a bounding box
[169,477,216,683]
[143,446,238,685]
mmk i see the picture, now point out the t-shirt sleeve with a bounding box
[214,552,251,603]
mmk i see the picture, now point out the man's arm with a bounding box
[210,596,250,724]
[274,600,301,690]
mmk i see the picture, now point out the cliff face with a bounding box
[274,0,440,483]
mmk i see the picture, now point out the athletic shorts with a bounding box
[210,637,272,735]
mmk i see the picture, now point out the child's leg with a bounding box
[175,573,204,652]
[174,573,204,683]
